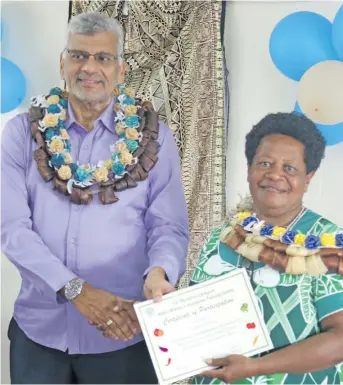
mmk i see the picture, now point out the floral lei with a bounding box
[219,197,343,275]
[29,85,160,205]
[235,211,343,249]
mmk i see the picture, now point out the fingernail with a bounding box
[205,359,212,365]
[154,296,162,302]
[113,306,119,312]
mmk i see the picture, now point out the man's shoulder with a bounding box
[2,112,30,142]
[156,120,174,145]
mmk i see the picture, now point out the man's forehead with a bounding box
[67,32,117,53]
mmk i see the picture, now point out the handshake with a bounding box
[71,267,175,341]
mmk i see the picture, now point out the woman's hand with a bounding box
[200,355,258,383]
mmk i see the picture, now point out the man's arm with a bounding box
[1,115,77,302]
[144,123,189,287]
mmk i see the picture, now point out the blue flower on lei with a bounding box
[70,163,78,174]
[126,139,139,152]
[125,115,139,128]
[112,161,126,176]
[50,154,65,168]
[59,98,68,109]
[65,141,71,152]
[58,119,66,129]
[123,96,136,105]
[47,104,61,114]
[242,216,258,227]
[49,87,61,96]
[336,233,343,247]
[45,128,60,141]
[305,235,321,249]
[74,167,90,182]
[282,231,296,244]
[260,224,274,236]
[111,153,120,162]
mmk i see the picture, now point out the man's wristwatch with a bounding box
[64,278,85,301]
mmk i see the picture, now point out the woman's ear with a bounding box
[304,171,315,192]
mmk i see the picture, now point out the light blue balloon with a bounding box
[332,5,343,60]
[1,57,26,113]
[294,102,343,146]
[270,12,339,81]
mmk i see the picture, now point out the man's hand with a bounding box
[200,355,258,383]
[143,267,176,302]
[72,282,140,340]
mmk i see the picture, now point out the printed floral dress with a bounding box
[191,209,343,385]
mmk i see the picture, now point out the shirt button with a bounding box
[83,145,89,151]
[74,206,80,211]
[71,238,76,244]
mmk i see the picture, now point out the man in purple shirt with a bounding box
[1,12,189,384]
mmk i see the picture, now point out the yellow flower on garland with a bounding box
[120,150,133,165]
[115,122,126,136]
[294,233,306,246]
[46,95,60,105]
[125,105,137,116]
[238,211,251,221]
[113,87,121,96]
[320,233,336,247]
[126,128,139,140]
[104,159,114,170]
[49,138,64,153]
[125,87,135,98]
[116,142,128,153]
[43,113,59,128]
[57,165,72,180]
[63,152,72,164]
[59,109,67,121]
[60,129,69,140]
[94,167,109,183]
[272,227,286,238]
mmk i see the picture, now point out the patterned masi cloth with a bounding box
[191,209,343,385]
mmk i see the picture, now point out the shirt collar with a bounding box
[65,98,115,133]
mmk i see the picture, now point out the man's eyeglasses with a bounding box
[65,49,120,65]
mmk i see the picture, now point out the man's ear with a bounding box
[60,54,65,81]
[117,60,126,84]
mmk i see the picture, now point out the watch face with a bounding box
[66,279,83,300]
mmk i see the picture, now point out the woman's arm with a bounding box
[202,311,343,383]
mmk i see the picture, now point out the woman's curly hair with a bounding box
[245,112,326,174]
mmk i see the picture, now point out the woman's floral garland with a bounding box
[29,86,160,205]
[235,211,343,249]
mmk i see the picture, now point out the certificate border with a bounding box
[135,268,273,384]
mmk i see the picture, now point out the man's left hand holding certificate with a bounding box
[134,269,273,384]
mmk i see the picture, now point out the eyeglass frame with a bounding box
[63,49,121,65]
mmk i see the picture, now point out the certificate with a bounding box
[134,269,273,385]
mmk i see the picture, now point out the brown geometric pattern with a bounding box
[72,0,226,294]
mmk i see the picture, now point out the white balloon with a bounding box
[297,60,343,125]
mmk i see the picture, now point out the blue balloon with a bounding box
[270,12,339,81]
[294,102,343,146]
[1,57,26,113]
[332,6,343,60]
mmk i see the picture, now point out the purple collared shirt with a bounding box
[1,99,189,354]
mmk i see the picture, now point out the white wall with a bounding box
[224,1,343,228]
[1,2,69,383]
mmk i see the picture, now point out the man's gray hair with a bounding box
[67,12,124,58]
